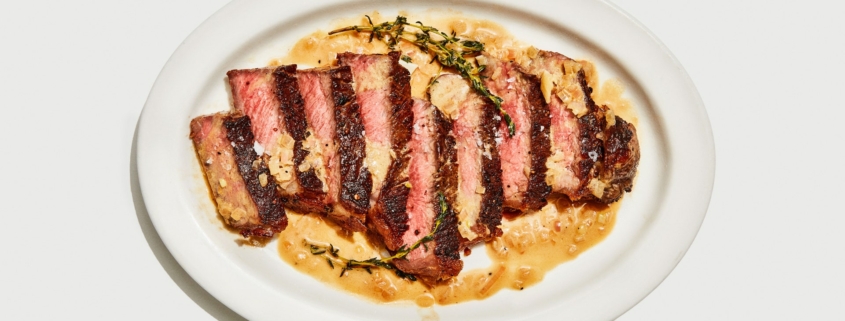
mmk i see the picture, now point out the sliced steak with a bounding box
[337,51,414,248]
[392,99,462,283]
[481,54,552,212]
[190,113,287,238]
[521,50,639,203]
[272,65,330,213]
[297,66,371,231]
[429,74,503,246]
[229,65,371,231]
[227,67,325,214]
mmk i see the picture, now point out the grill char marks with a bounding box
[273,65,328,213]
[522,50,639,202]
[481,55,551,212]
[328,66,371,231]
[392,99,462,284]
[428,74,503,245]
[190,113,287,238]
[338,52,413,250]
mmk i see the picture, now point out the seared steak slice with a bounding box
[337,51,412,206]
[227,67,325,214]
[190,113,287,238]
[392,99,462,283]
[481,55,552,212]
[337,51,414,248]
[272,65,330,213]
[329,66,372,230]
[429,74,504,245]
[521,50,639,202]
[296,66,371,231]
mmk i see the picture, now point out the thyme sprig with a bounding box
[329,16,516,137]
[305,193,450,281]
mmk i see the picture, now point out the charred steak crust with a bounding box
[371,170,410,250]
[521,72,553,211]
[432,107,463,280]
[382,51,414,212]
[599,116,640,203]
[330,66,372,224]
[432,200,462,280]
[191,114,260,236]
[573,69,607,201]
[274,65,328,213]
[342,52,415,250]
[476,99,505,241]
[571,68,641,203]
[223,115,288,237]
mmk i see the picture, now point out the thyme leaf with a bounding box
[304,193,450,280]
[329,16,515,137]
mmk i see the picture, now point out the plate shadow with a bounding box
[130,117,247,321]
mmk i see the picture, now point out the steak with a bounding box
[189,113,287,238]
[227,68,283,151]
[229,65,372,231]
[200,46,638,282]
[429,74,504,246]
[521,50,639,202]
[598,115,640,202]
[296,66,371,231]
[272,65,330,213]
[227,67,326,214]
[481,54,552,212]
[392,99,462,283]
[337,52,414,249]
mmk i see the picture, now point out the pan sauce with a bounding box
[270,11,634,306]
[278,198,618,306]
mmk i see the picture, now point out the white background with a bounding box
[1,0,843,320]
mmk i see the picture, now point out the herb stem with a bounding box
[305,193,450,280]
[329,16,516,137]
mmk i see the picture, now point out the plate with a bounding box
[137,0,714,320]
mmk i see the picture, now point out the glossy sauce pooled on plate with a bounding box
[278,197,618,305]
[271,11,636,306]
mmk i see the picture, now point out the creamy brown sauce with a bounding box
[593,78,637,124]
[268,11,634,306]
[278,198,617,305]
